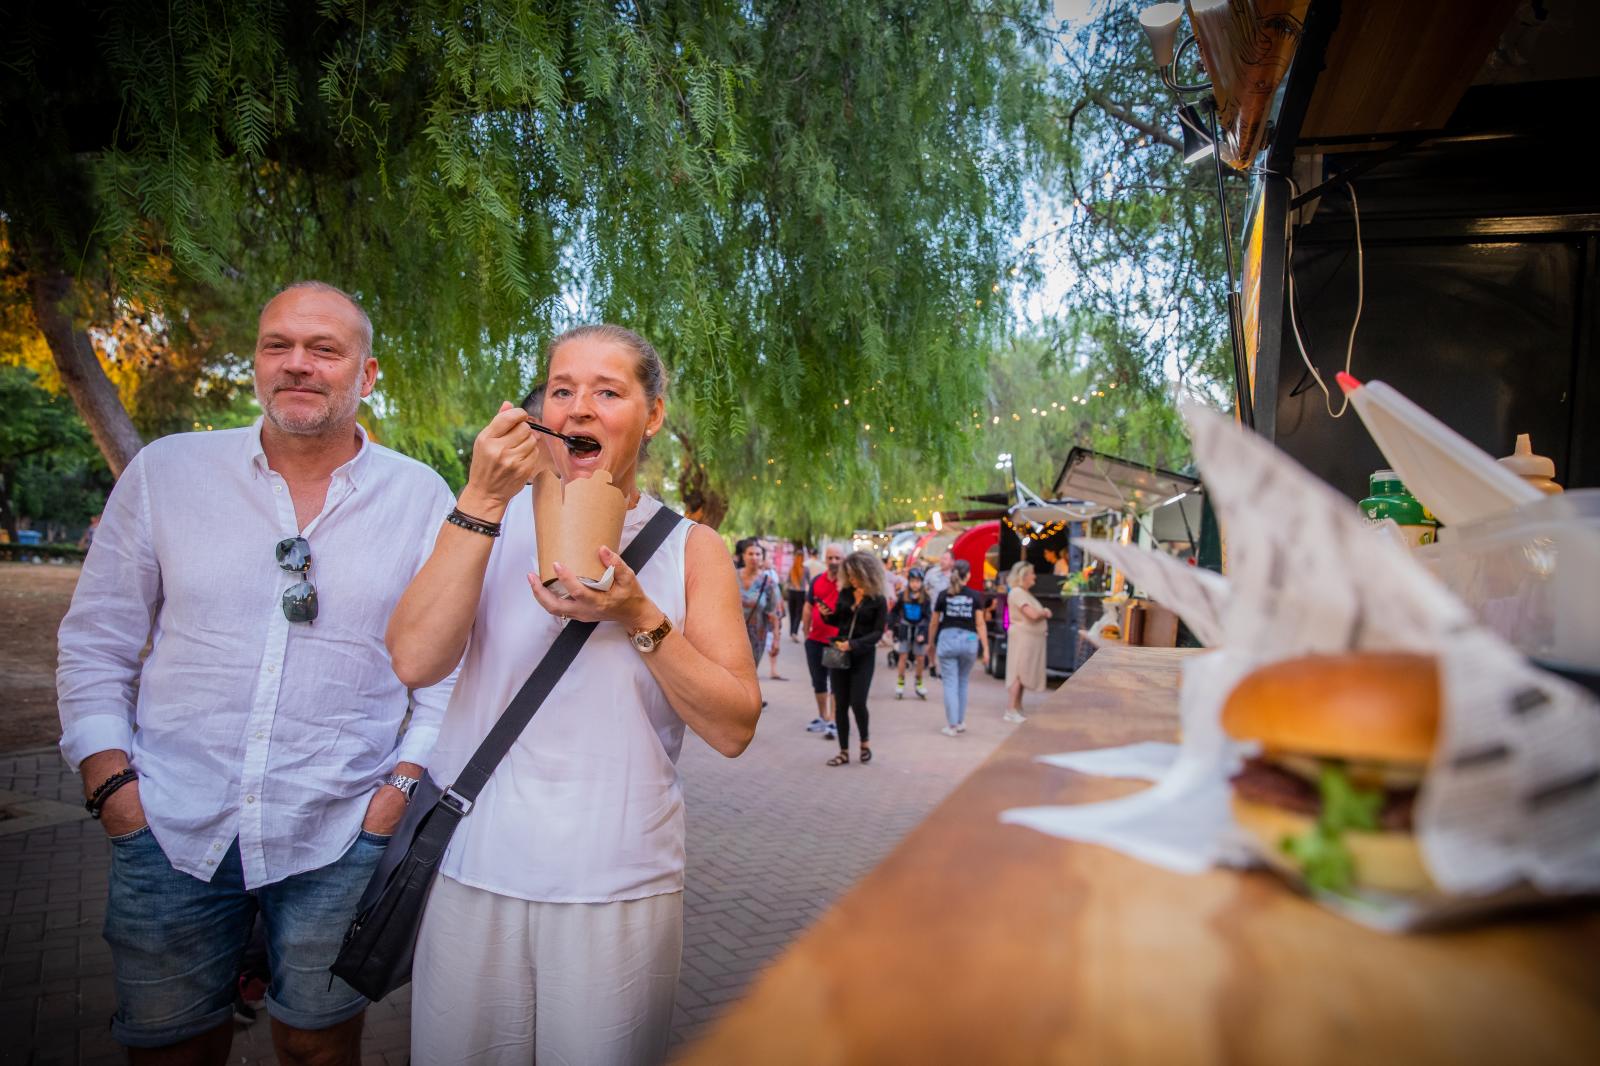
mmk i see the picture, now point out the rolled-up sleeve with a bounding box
[58,451,161,769]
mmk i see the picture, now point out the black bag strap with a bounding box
[441,505,683,815]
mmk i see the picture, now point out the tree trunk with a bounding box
[679,461,729,529]
[29,266,144,478]
[671,427,729,529]
[0,461,17,543]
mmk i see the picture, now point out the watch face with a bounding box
[632,632,654,651]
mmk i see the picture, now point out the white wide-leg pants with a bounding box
[411,875,683,1066]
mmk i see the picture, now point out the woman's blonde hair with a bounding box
[1007,561,1035,587]
[838,551,887,599]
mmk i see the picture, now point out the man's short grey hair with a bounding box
[264,280,374,360]
[823,541,848,557]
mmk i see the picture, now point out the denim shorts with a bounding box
[103,825,388,1048]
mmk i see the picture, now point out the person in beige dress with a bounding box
[1003,561,1051,723]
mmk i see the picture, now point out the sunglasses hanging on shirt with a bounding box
[275,536,318,623]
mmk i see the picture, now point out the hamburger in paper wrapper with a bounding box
[1001,401,1600,931]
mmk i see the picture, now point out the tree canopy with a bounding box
[3,0,1236,533]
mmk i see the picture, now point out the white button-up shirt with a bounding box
[57,421,459,887]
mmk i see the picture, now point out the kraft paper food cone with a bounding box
[533,467,627,594]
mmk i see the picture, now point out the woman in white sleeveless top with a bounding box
[386,325,760,1065]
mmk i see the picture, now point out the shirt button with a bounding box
[205,859,216,867]
[274,485,283,494]
[245,795,256,804]
[212,842,222,851]
[255,731,265,740]
[266,665,277,674]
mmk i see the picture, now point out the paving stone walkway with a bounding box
[1,630,1025,1064]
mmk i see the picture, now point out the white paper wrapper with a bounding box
[1003,401,1600,929]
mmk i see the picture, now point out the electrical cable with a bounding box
[1284,174,1364,419]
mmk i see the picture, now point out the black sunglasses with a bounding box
[275,536,318,624]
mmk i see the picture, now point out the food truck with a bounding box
[683,3,1600,1061]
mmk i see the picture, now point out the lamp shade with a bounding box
[1138,3,1185,67]
[1178,102,1216,164]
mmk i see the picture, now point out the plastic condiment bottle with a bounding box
[1360,470,1440,547]
[1497,434,1563,495]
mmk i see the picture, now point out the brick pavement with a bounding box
[1,629,1025,1063]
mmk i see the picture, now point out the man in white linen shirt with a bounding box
[57,281,458,1064]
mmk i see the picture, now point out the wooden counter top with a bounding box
[678,644,1600,1065]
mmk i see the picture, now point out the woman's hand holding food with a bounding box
[527,544,663,631]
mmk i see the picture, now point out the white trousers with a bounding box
[411,875,683,1066]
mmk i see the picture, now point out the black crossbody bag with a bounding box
[331,505,683,1001]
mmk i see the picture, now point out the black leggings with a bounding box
[828,653,874,751]
[786,589,807,635]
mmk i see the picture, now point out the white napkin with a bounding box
[1002,652,1255,876]
[1036,740,1179,782]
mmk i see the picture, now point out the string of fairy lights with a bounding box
[752,132,1154,517]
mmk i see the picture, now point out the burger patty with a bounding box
[1232,757,1417,831]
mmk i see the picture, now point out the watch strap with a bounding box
[385,772,421,799]
[631,615,672,648]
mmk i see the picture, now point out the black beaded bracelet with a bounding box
[446,507,502,538]
[86,768,138,819]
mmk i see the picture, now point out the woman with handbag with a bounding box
[384,324,760,1066]
[737,539,781,666]
[818,551,888,766]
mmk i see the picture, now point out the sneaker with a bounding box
[1003,710,1027,724]
[805,718,826,732]
[915,682,927,699]
[940,725,960,737]
[895,678,905,699]
[233,998,257,1025]
[954,722,966,733]
[824,724,837,740]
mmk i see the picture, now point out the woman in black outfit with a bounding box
[819,550,888,766]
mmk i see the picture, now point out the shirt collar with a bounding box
[247,418,374,487]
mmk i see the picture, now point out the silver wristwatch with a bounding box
[629,615,673,653]
[385,772,420,800]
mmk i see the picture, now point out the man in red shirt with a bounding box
[799,543,845,739]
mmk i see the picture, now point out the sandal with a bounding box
[859,744,872,764]
[826,751,850,767]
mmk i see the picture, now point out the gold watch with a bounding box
[629,614,673,653]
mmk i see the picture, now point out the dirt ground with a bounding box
[0,562,80,752]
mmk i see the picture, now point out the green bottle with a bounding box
[1360,470,1439,547]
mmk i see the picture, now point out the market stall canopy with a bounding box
[951,522,999,591]
[1052,446,1199,514]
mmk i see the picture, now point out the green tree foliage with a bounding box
[721,332,1189,538]
[3,0,1066,527]
[1031,5,1241,406]
[0,366,112,539]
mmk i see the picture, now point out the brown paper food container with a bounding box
[533,468,627,590]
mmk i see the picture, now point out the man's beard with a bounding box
[258,378,361,435]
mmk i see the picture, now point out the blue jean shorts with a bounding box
[103,825,388,1048]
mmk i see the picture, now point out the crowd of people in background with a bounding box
[732,536,1061,759]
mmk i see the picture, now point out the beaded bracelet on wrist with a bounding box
[86,768,138,818]
[446,507,502,537]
